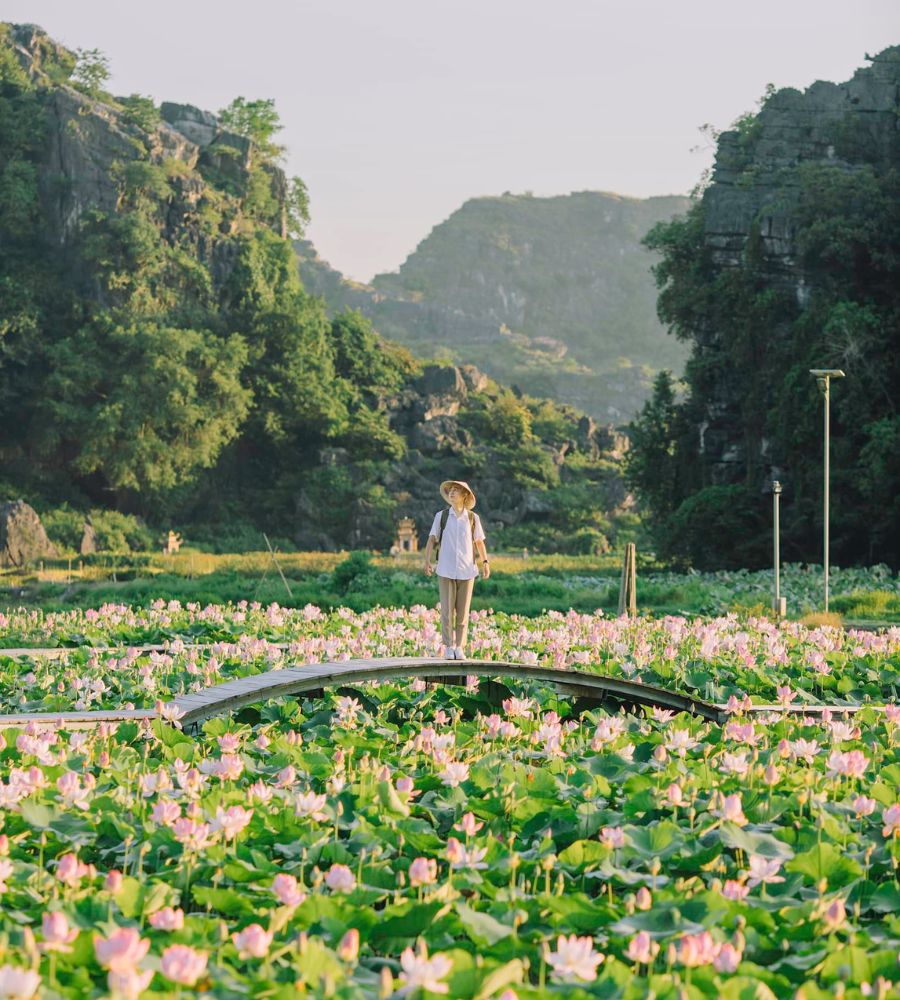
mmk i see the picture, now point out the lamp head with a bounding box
[809,369,845,378]
[772,480,782,494]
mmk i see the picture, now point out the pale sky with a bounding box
[4,0,898,281]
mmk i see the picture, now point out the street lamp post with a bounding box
[772,480,785,617]
[809,369,845,613]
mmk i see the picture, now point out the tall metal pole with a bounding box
[823,377,830,613]
[810,369,844,613]
[772,481,783,615]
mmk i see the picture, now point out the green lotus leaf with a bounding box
[558,840,611,869]
[719,823,794,860]
[368,900,447,945]
[376,778,410,818]
[192,885,258,916]
[623,821,685,859]
[473,959,526,1000]
[714,975,779,1000]
[456,902,515,946]
[786,844,863,887]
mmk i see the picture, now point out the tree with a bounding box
[41,321,251,499]
[72,48,110,97]
[218,97,283,158]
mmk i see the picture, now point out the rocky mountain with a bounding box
[629,46,900,568]
[0,23,635,555]
[297,191,690,421]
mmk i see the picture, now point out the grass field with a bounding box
[2,550,898,624]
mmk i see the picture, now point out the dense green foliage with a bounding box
[0,25,625,555]
[629,116,900,569]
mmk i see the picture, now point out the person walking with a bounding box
[422,481,490,660]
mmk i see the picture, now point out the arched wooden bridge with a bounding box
[0,653,878,732]
[0,655,726,729]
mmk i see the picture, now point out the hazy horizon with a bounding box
[4,0,898,282]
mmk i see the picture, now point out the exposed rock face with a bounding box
[0,500,58,567]
[9,25,289,271]
[693,47,900,484]
[704,55,900,278]
[296,191,691,421]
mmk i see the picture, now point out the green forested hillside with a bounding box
[298,191,690,421]
[0,24,632,555]
[627,47,900,569]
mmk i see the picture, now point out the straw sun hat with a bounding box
[440,480,476,510]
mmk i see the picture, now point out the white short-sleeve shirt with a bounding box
[430,508,485,580]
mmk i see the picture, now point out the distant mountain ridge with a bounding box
[298,190,690,420]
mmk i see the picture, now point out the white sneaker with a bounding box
[455,647,466,660]
[443,646,455,660]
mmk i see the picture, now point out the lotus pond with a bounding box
[0,603,898,998]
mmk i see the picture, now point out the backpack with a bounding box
[435,507,476,560]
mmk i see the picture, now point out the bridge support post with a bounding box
[618,542,637,618]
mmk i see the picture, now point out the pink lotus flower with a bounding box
[722,879,750,901]
[161,944,208,985]
[56,853,91,887]
[149,907,184,930]
[232,923,273,959]
[501,697,533,719]
[826,750,869,779]
[745,855,785,888]
[763,764,780,786]
[547,934,605,982]
[210,805,253,839]
[713,942,742,973]
[665,729,698,757]
[94,927,151,972]
[276,765,296,788]
[625,931,659,965]
[775,685,795,706]
[396,776,419,797]
[40,911,78,953]
[853,795,877,817]
[294,791,328,821]
[454,812,484,837]
[0,965,41,999]
[820,898,846,931]
[105,870,123,893]
[408,857,438,887]
[439,762,469,787]
[712,793,748,826]
[665,783,683,806]
[106,969,153,1000]
[56,771,93,809]
[150,801,180,827]
[272,873,306,907]
[338,928,359,962]
[677,931,718,967]
[325,864,356,892]
[634,887,652,910]
[881,804,900,838]
[173,818,212,851]
[600,826,626,849]
[217,732,241,752]
[398,942,453,995]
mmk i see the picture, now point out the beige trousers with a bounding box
[438,575,475,648]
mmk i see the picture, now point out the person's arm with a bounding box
[475,538,490,579]
[423,534,437,576]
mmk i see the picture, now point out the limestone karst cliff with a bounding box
[631,46,900,568]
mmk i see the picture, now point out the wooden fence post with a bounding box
[618,543,637,618]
